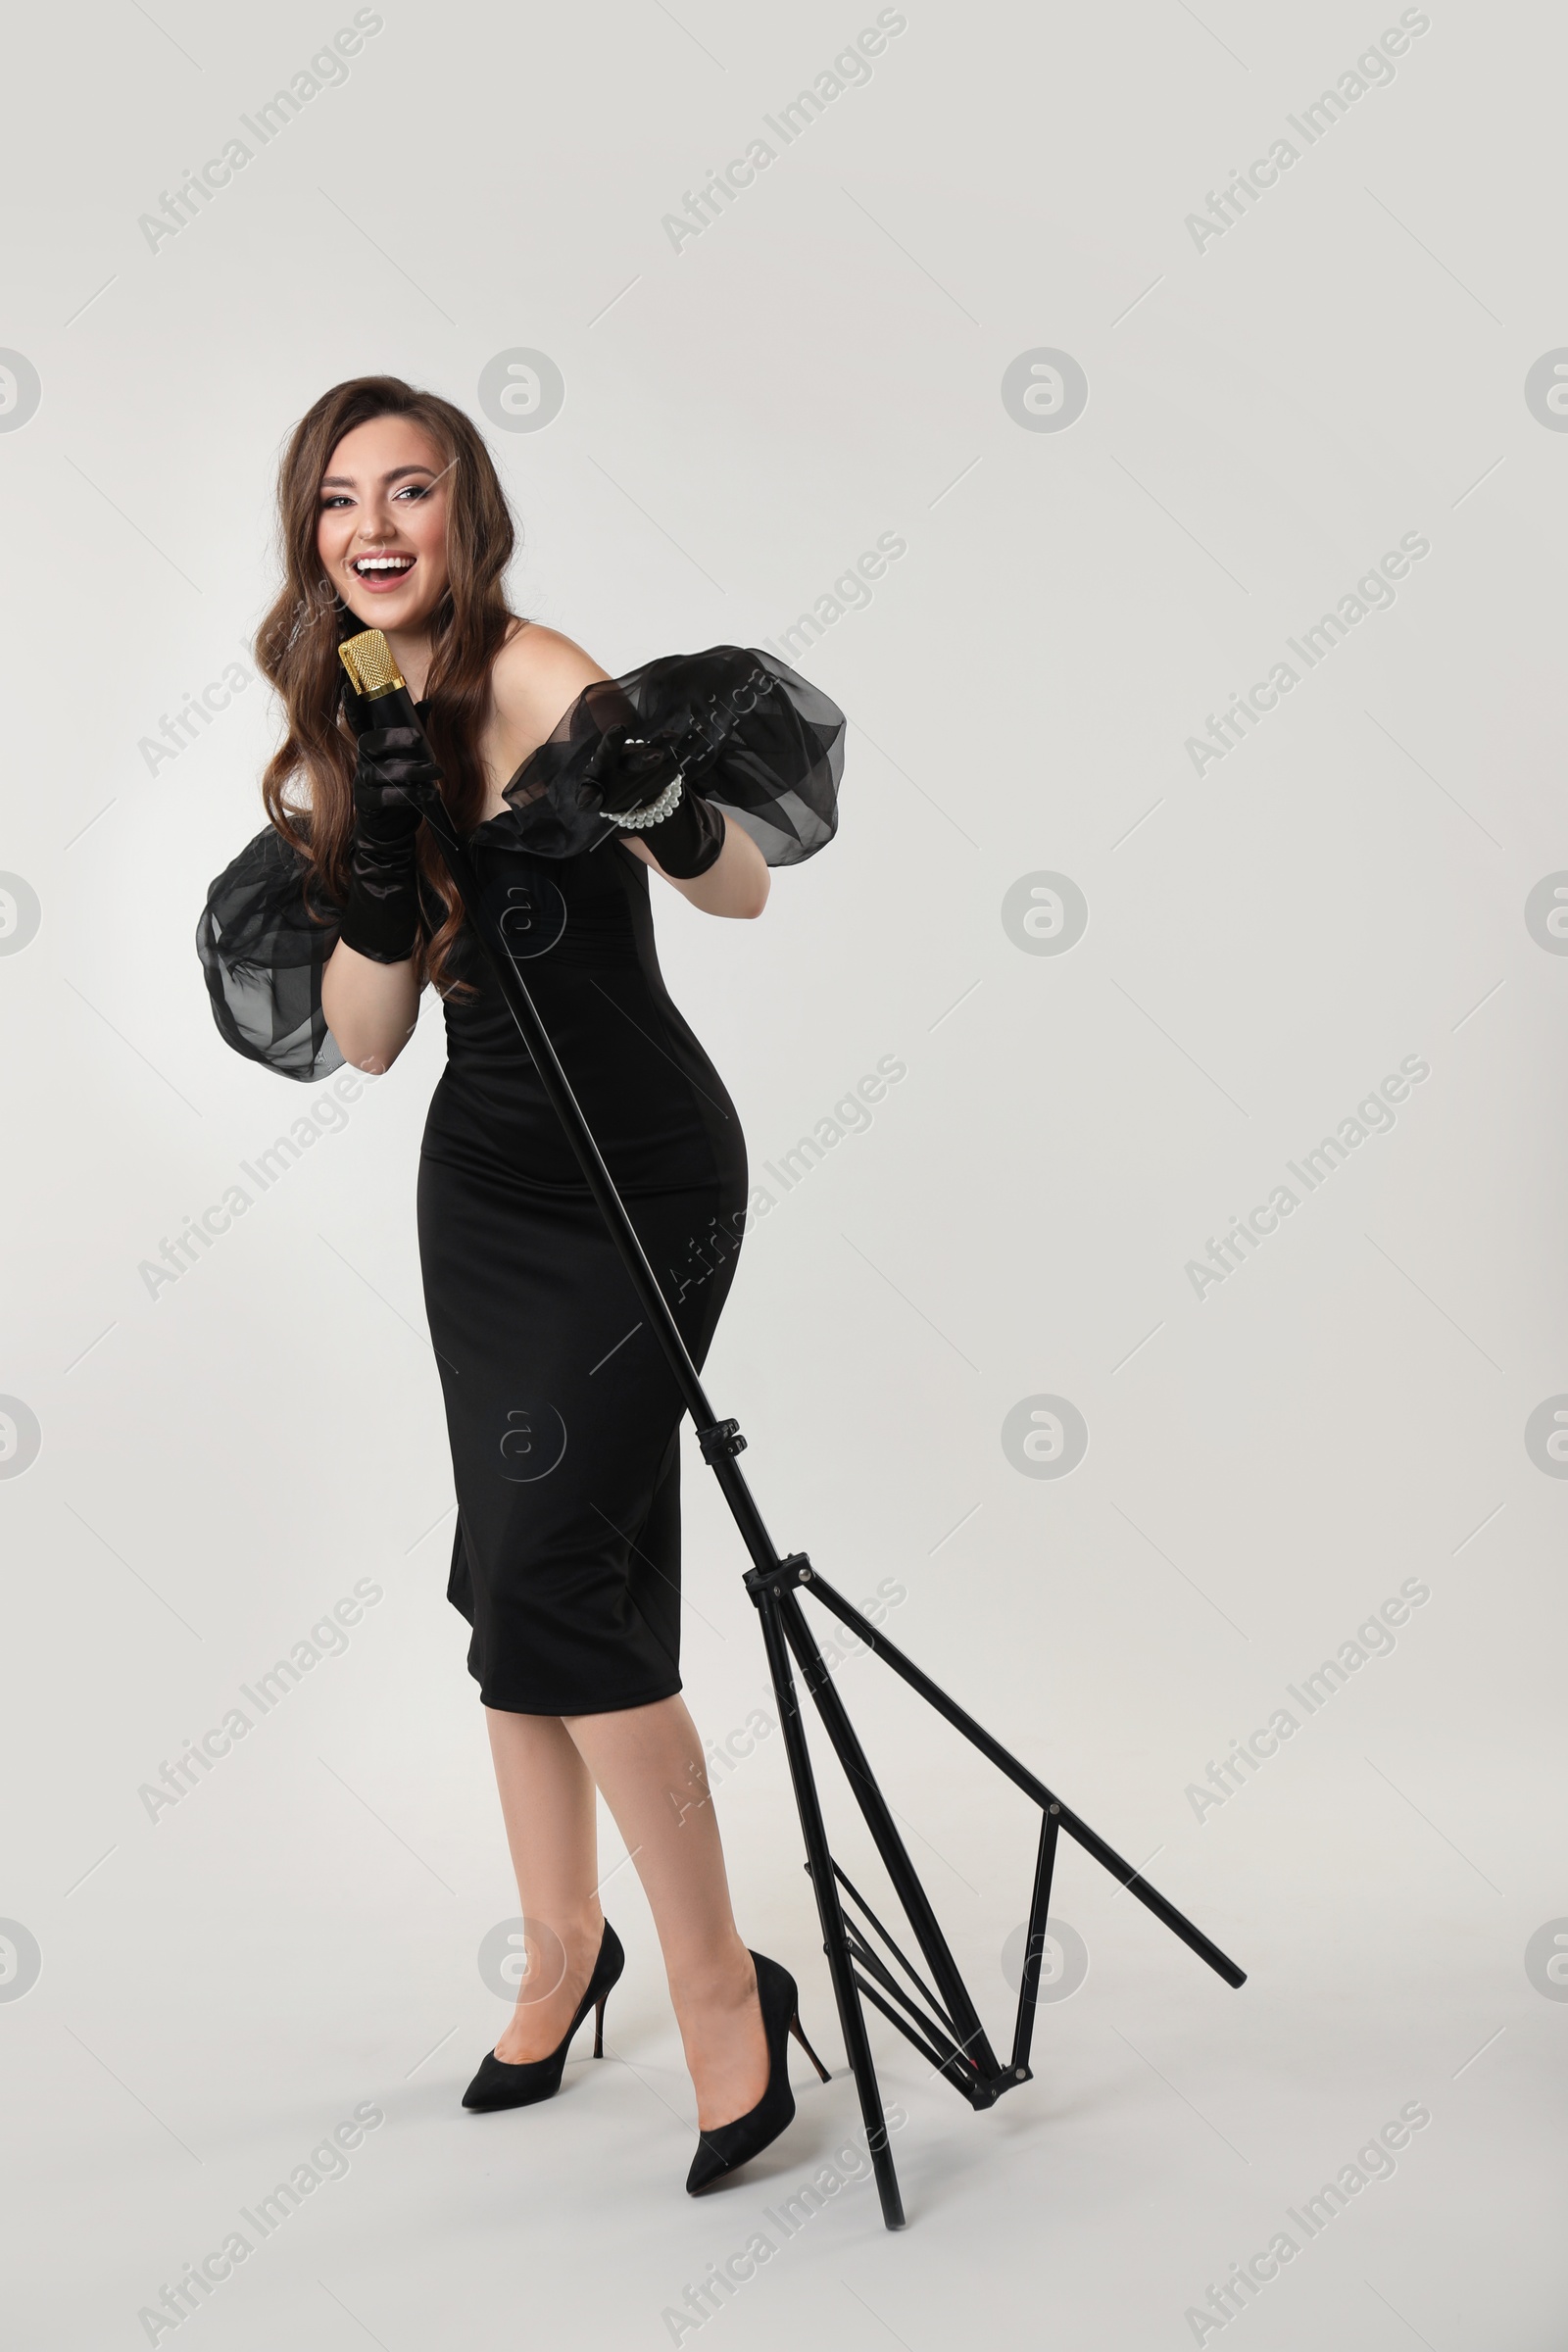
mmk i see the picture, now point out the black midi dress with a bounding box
[197,644,844,1717]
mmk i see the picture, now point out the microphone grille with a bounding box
[338,630,405,696]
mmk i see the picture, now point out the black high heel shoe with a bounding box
[685,1950,831,2194]
[463,1920,624,2113]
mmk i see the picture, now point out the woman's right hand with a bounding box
[322,721,436,1072]
[351,722,442,830]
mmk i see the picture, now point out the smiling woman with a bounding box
[194,371,845,2200]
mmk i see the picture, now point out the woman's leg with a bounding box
[564,1694,769,2131]
[485,1707,606,2063]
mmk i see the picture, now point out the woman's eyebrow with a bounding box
[318,464,438,489]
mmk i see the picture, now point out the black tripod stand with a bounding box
[341,633,1246,2230]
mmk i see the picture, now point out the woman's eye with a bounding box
[319,494,353,509]
[396,485,430,501]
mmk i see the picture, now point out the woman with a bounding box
[197,375,844,2192]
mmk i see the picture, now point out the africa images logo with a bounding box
[1002,1396,1089,1479]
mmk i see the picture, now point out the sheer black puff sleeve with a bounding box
[196,821,347,1084]
[499,646,845,864]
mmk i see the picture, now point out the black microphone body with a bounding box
[347,675,427,750]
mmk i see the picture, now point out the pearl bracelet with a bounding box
[612,771,685,830]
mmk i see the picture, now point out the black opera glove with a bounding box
[592,719,726,880]
[338,720,440,964]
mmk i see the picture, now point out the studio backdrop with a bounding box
[2,1,1563,2346]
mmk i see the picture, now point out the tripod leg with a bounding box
[777,1589,1000,2080]
[754,1585,906,2230]
[1010,1808,1059,2077]
[799,1569,1248,1989]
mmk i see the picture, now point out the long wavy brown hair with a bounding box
[256,374,520,997]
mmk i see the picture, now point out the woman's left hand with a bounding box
[620,812,769,919]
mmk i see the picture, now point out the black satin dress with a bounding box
[197,644,844,1717]
[416,823,747,1712]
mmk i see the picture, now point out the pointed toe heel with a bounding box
[685,1951,830,2195]
[462,1920,623,2114]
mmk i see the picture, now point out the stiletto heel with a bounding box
[789,2013,831,2082]
[685,1951,829,2194]
[463,1920,623,2113]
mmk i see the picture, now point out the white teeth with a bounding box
[355,557,413,572]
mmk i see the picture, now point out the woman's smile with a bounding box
[350,549,418,592]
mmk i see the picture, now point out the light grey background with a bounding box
[2,1,1564,2345]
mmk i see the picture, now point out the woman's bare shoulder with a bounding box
[490,618,612,740]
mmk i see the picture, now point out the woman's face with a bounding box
[317,413,453,636]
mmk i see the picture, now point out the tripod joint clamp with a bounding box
[697,1416,748,1464]
[964,2061,1035,2109]
[743,1550,814,1603]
